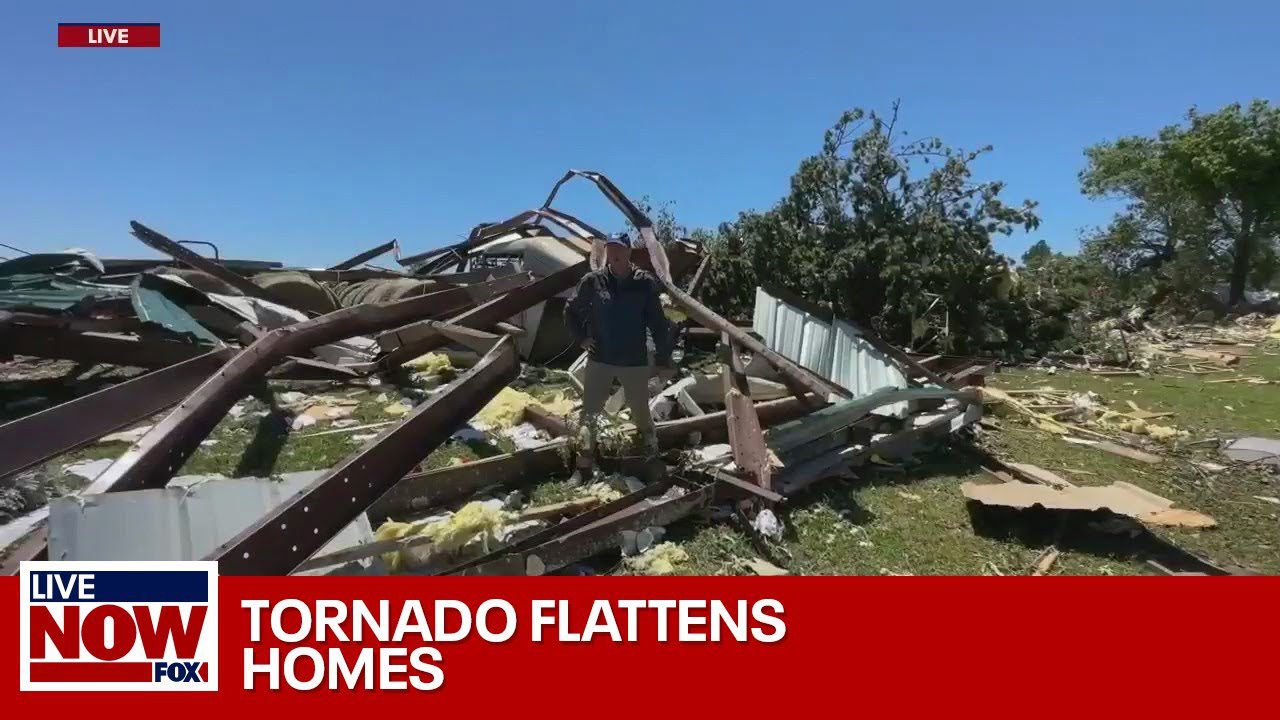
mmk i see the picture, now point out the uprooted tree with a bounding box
[696,102,1053,355]
[1080,99,1280,308]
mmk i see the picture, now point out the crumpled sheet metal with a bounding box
[1222,437,1280,467]
[753,286,909,412]
[961,480,1217,528]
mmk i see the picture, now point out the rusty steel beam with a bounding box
[81,283,491,497]
[380,260,589,368]
[0,348,235,481]
[447,478,678,575]
[458,480,715,576]
[0,310,150,335]
[713,468,787,505]
[725,391,771,491]
[130,221,301,309]
[663,279,846,404]
[686,253,712,297]
[374,271,535,351]
[429,321,503,354]
[367,393,819,521]
[329,239,398,271]
[523,404,570,438]
[1,321,209,368]
[721,332,773,492]
[521,483,712,575]
[542,170,653,233]
[210,336,519,575]
[367,443,566,523]
[528,169,843,404]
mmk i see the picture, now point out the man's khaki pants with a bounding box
[576,360,657,470]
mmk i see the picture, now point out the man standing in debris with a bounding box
[565,231,674,484]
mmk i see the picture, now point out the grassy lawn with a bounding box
[17,379,508,512]
[665,345,1280,576]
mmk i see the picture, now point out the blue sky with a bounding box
[3,1,1277,266]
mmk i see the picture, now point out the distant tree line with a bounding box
[678,99,1280,358]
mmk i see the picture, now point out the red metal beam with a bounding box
[130,221,299,309]
[329,239,398,271]
[81,282,494,496]
[0,348,235,481]
[1,320,209,368]
[379,260,589,367]
[210,336,518,575]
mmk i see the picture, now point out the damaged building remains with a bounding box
[0,170,1255,577]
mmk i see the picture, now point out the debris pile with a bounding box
[981,386,1191,445]
[1047,312,1280,375]
[1,169,995,577]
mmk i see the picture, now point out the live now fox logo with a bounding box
[19,561,218,692]
[58,23,161,47]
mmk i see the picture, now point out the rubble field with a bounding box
[1,170,1276,576]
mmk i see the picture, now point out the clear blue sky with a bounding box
[3,1,1277,266]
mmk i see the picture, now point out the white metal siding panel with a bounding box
[47,472,374,569]
[751,287,910,415]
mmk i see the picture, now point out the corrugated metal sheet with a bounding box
[0,274,131,311]
[752,286,910,414]
[46,472,378,574]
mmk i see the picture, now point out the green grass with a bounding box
[24,381,499,492]
[660,342,1280,576]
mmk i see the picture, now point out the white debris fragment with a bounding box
[228,403,247,419]
[61,458,114,482]
[291,413,318,431]
[751,509,784,541]
[277,391,312,409]
[697,443,732,462]
[99,425,152,444]
[498,519,547,544]
[601,473,645,495]
[501,422,547,450]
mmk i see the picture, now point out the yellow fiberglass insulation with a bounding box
[539,392,577,417]
[403,352,452,375]
[474,387,578,430]
[624,542,689,575]
[373,502,511,572]
[474,387,537,429]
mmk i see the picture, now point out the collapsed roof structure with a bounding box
[0,171,993,576]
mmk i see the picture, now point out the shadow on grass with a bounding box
[774,443,1229,574]
[965,503,1230,574]
[234,396,289,477]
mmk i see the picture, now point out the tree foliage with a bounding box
[1080,100,1280,306]
[699,103,1046,354]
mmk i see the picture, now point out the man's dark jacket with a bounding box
[565,266,674,367]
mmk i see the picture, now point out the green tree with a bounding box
[700,102,1042,354]
[1021,239,1054,269]
[1081,100,1280,306]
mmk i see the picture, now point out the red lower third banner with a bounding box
[3,575,1278,714]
